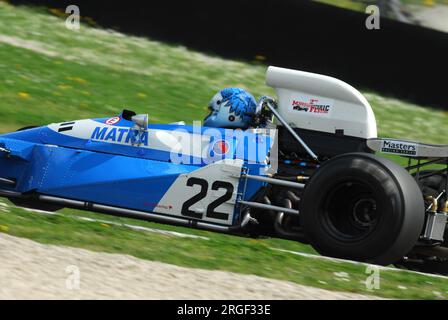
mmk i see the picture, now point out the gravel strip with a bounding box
[0,233,380,300]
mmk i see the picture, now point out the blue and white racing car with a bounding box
[1,67,447,274]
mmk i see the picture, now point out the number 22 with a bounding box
[181,177,234,221]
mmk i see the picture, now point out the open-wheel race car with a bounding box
[0,66,447,274]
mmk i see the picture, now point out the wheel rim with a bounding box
[321,179,381,242]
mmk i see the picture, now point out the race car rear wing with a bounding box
[367,138,448,159]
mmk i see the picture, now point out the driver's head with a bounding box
[203,88,257,129]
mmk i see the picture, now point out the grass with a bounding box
[0,2,447,144]
[401,0,448,6]
[314,0,448,12]
[313,0,368,12]
[0,2,447,299]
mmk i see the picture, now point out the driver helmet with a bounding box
[203,88,257,129]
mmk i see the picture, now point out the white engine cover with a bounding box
[266,66,377,139]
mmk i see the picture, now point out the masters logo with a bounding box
[381,140,417,156]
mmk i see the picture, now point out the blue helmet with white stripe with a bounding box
[203,88,257,129]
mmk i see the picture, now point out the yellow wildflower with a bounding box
[49,8,66,17]
[66,76,87,84]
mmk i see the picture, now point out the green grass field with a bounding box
[315,0,448,12]
[0,2,448,299]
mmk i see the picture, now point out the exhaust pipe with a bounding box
[0,189,24,198]
[35,194,253,233]
[274,198,305,240]
[238,200,299,215]
[243,174,305,189]
[413,246,448,260]
[0,189,255,233]
[0,178,16,187]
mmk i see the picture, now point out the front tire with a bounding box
[300,153,424,265]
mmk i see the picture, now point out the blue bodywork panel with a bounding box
[0,115,274,226]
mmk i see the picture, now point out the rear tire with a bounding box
[300,153,425,265]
